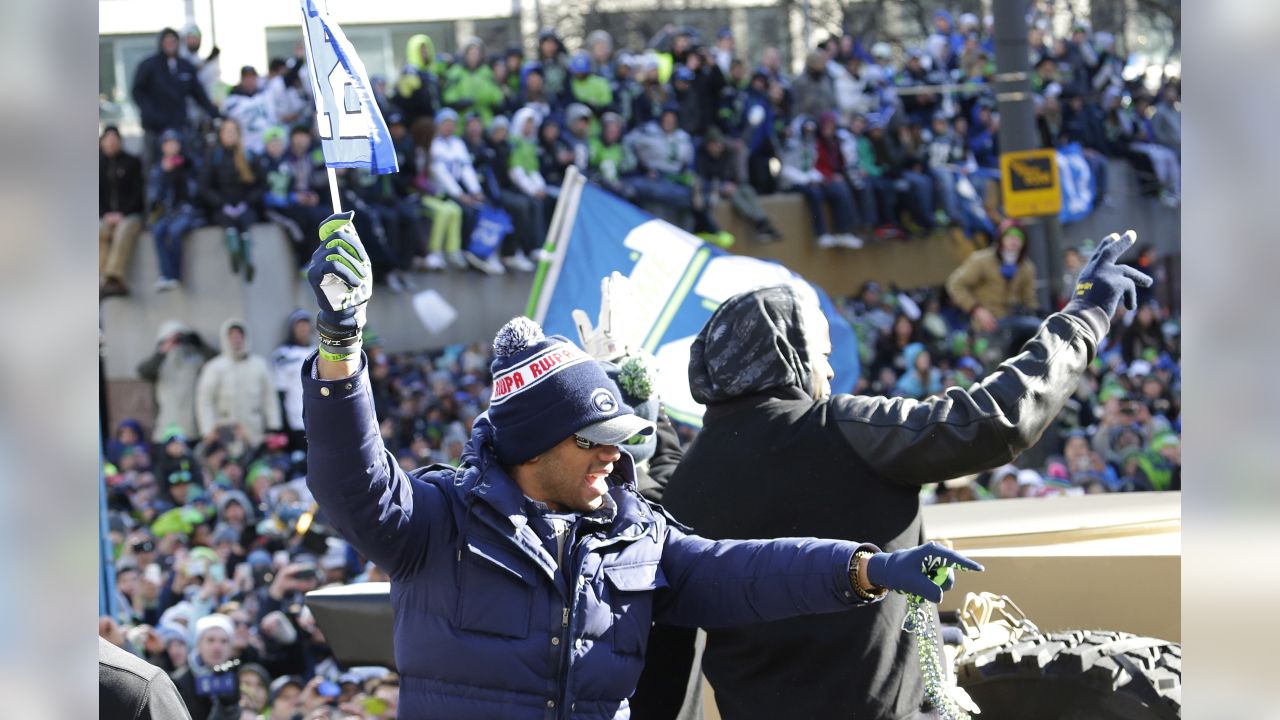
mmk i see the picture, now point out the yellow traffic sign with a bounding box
[1000,148,1061,217]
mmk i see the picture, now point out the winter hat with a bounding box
[991,464,1019,485]
[569,51,591,75]
[673,65,695,83]
[434,108,459,126]
[488,115,510,135]
[263,125,286,145]
[486,317,653,466]
[602,355,661,464]
[194,613,234,644]
[159,128,184,146]
[237,663,271,688]
[159,602,196,630]
[270,675,305,703]
[1016,468,1045,488]
[155,623,187,646]
[566,103,592,125]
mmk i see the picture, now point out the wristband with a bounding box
[318,345,359,362]
[849,550,888,601]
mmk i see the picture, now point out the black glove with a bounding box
[306,212,371,360]
[1062,230,1153,339]
[865,541,984,604]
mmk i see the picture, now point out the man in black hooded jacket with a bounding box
[661,232,1152,719]
[132,27,221,167]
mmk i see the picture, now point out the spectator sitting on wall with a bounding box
[257,125,330,269]
[430,108,495,274]
[483,115,542,271]
[780,114,860,249]
[146,128,203,291]
[198,118,264,282]
[99,125,146,299]
[696,125,781,243]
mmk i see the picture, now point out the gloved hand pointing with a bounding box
[865,542,984,604]
[306,212,372,360]
[1063,230,1154,333]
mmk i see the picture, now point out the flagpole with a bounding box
[299,0,343,214]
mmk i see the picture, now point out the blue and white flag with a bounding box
[300,0,397,174]
[1057,142,1096,224]
[529,168,860,425]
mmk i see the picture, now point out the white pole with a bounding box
[299,0,343,214]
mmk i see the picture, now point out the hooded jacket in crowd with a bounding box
[131,28,220,134]
[945,242,1039,318]
[661,285,1105,720]
[138,320,217,443]
[397,35,442,127]
[195,319,281,446]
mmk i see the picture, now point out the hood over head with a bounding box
[688,284,819,404]
[511,106,543,140]
[406,34,438,73]
[220,318,250,359]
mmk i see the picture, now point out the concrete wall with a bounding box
[100,224,532,380]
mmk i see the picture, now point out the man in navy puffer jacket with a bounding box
[301,213,979,719]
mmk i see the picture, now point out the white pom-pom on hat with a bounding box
[493,317,545,358]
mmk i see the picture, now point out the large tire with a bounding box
[955,629,1181,720]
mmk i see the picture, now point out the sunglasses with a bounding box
[573,434,605,450]
[573,433,647,450]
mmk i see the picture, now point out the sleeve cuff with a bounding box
[836,542,883,605]
[1059,303,1111,345]
[302,350,369,402]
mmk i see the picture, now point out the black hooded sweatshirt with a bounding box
[661,285,1108,720]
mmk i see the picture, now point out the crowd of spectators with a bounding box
[100,14,1180,298]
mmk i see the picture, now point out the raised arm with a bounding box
[303,212,442,579]
[834,231,1152,485]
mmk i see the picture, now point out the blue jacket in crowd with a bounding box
[302,354,881,720]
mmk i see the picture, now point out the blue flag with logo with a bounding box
[1057,142,1096,224]
[528,170,859,425]
[299,0,398,174]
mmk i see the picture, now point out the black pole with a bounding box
[991,0,1060,310]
